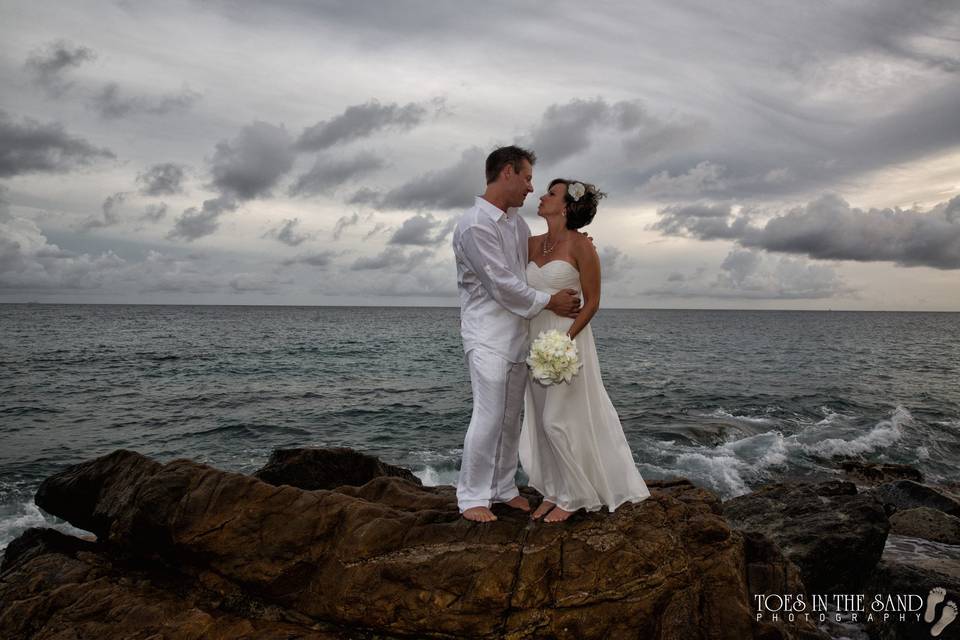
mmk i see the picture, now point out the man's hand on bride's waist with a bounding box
[546,289,580,318]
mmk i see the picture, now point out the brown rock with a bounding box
[33,448,163,541]
[889,507,960,545]
[722,480,890,594]
[866,480,960,518]
[0,528,347,639]
[253,447,422,490]
[837,460,923,487]
[6,449,832,639]
[864,535,960,640]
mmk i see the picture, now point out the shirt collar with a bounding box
[475,196,519,222]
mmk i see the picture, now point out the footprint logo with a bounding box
[925,587,957,638]
[927,588,947,623]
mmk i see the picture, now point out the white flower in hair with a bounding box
[568,182,586,201]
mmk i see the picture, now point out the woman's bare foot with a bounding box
[543,506,574,523]
[502,496,531,512]
[462,507,497,522]
[531,500,555,520]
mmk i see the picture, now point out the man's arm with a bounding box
[458,224,579,319]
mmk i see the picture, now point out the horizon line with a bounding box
[1,302,958,313]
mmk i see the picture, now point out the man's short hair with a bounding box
[485,145,536,185]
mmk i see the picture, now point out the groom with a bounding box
[452,145,581,522]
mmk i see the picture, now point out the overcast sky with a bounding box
[2,0,959,309]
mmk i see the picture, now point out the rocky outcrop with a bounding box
[0,528,345,639]
[738,530,808,600]
[837,460,924,487]
[254,446,422,490]
[863,535,960,640]
[856,478,960,639]
[1,448,832,640]
[866,479,960,518]
[722,480,890,594]
[889,507,960,545]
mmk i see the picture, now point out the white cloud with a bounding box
[646,248,854,300]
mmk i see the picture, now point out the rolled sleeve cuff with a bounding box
[526,290,551,319]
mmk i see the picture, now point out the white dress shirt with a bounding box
[453,196,551,363]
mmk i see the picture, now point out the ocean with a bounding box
[1,304,959,550]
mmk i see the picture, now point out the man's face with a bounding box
[506,159,534,208]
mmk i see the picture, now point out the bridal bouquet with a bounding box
[527,330,582,385]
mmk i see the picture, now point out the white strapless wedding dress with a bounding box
[519,260,651,512]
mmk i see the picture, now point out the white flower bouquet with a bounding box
[526,329,582,385]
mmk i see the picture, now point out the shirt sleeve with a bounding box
[458,223,550,319]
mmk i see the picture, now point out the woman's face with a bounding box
[538,182,567,219]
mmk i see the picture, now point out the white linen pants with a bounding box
[457,347,527,512]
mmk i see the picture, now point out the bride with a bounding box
[519,178,651,523]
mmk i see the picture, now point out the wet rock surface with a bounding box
[866,479,960,518]
[1,448,841,639]
[722,480,890,594]
[253,446,422,491]
[836,460,924,488]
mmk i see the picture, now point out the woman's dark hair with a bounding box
[550,178,607,230]
[485,145,537,184]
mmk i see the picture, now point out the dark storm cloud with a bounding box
[745,195,960,270]
[202,0,545,45]
[388,213,449,246]
[167,196,237,242]
[378,147,484,211]
[519,98,710,173]
[598,246,629,281]
[167,121,295,241]
[91,83,201,119]
[24,39,96,97]
[645,248,853,300]
[281,251,336,267]
[526,99,668,166]
[296,100,429,151]
[0,186,11,222]
[840,83,960,170]
[333,212,360,240]
[209,121,296,200]
[864,3,960,75]
[191,2,959,207]
[350,245,433,272]
[363,222,387,240]
[626,82,960,202]
[650,202,750,239]
[652,194,960,269]
[346,187,381,206]
[288,152,386,197]
[332,211,376,240]
[640,162,730,199]
[141,203,168,222]
[263,218,311,246]
[526,98,613,165]
[80,192,127,230]
[137,163,188,196]
[0,110,114,177]
[228,273,290,293]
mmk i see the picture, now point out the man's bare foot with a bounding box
[531,500,555,520]
[502,496,531,512]
[462,507,497,522]
[544,506,574,523]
